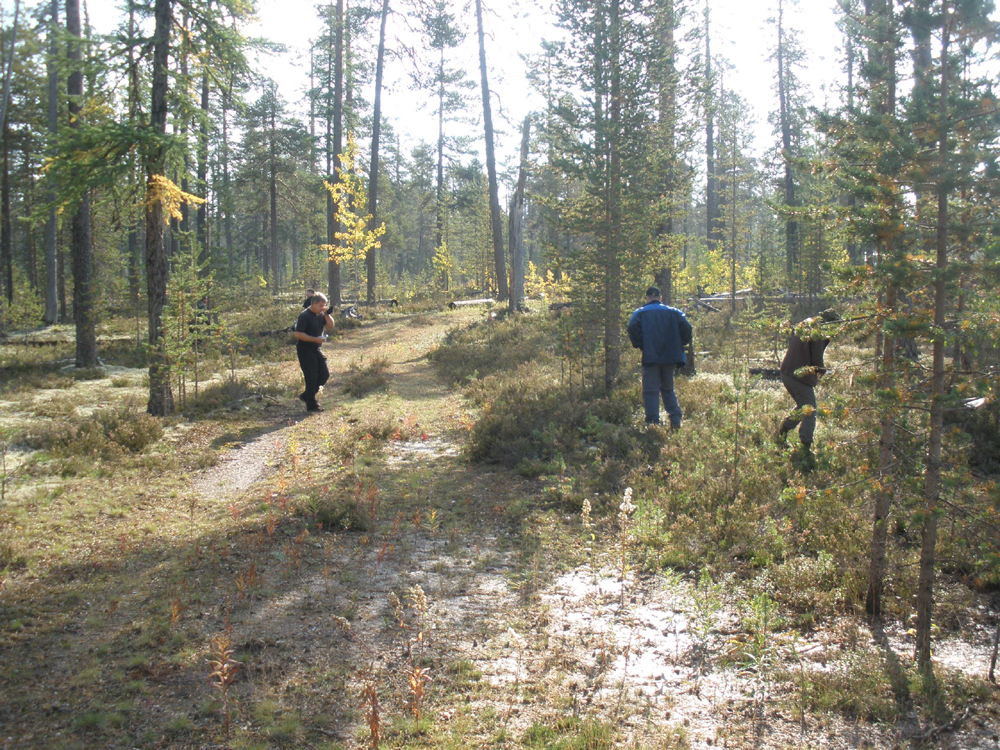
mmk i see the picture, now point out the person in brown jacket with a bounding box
[778,309,839,450]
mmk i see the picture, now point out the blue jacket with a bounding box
[627,301,692,366]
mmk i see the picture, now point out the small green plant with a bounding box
[304,493,374,532]
[689,569,724,657]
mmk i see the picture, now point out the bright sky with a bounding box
[243,0,844,170]
[39,0,845,179]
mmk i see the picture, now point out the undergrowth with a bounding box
[25,400,164,460]
[343,355,391,398]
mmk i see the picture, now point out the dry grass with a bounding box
[0,306,997,750]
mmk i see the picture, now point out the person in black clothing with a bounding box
[293,294,334,412]
[778,309,839,450]
[303,289,316,309]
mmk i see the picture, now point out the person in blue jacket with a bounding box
[627,286,693,428]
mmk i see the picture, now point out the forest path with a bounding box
[2,308,996,750]
[187,309,463,503]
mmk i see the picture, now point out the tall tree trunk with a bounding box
[366,0,389,305]
[327,0,344,306]
[777,0,798,284]
[24,144,36,290]
[67,0,97,367]
[58,234,66,321]
[654,0,677,286]
[865,0,898,621]
[309,48,316,174]
[178,10,190,249]
[44,0,58,325]
[1,125,11,305]
[729,128,737,318]
[508,116,530,312]
[145,0,174,416]
[435,48,445,257]
[476,0,508,302]
[915,15,951,675]
[704,1,722,252]
[223,78,233,271]
[0,0,20,134]
[196,68,209,270]
[269,91,278,289]
[604,0,622,390]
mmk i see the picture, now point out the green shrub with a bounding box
[343,356,390,398]
[523,716,616,749]
[793,648,901,723]
[465,367,663,496]
[29,402,163,459]
[429,314,558,384]
[301,494,373,532]
[69,367,107,381]
[185,376,284,414]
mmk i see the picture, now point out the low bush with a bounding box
[343,356,390,398]
[28,401,163,459]
[184,376,285,415]
[297,489,374,532]
[429,314,558,384]
[69,367,107,381]
[464,365,664,495]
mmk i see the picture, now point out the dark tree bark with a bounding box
[57,234,66,321]
[434,46,446,259]
[327,0,344,306]
[864,0,898,621]
[24,144,36,290]
[604,0,622,390]
[44,0,58,325]
[1,125,11,305]
[0,0,20,135]
[776,0,798,282]
[915,12,951,674]
[475,0,508,302]
[196,68,209,270]
[653,0,678,289]
[126,3,141,318]
[366,0,389,304]
[223,77,234,270]
[67,0,97,367]
[704,3,722,251]
[268,88,278,288]
[145,0,174,416]
[508,116,530,312]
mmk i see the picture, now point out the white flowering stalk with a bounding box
[618,487,636,593]
[618,487,636,526]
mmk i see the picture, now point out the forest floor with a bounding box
[0,307,998,749]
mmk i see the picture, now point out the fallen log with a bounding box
[690,297,722,313]
[448,298,494,309]
[549,302,573,313]
[749,367,782,381]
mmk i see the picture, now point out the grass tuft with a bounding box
[343,356,391,398]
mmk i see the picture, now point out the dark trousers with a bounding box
[642,363,681,427]
[779,373,817,446]
[296,345,329,407]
